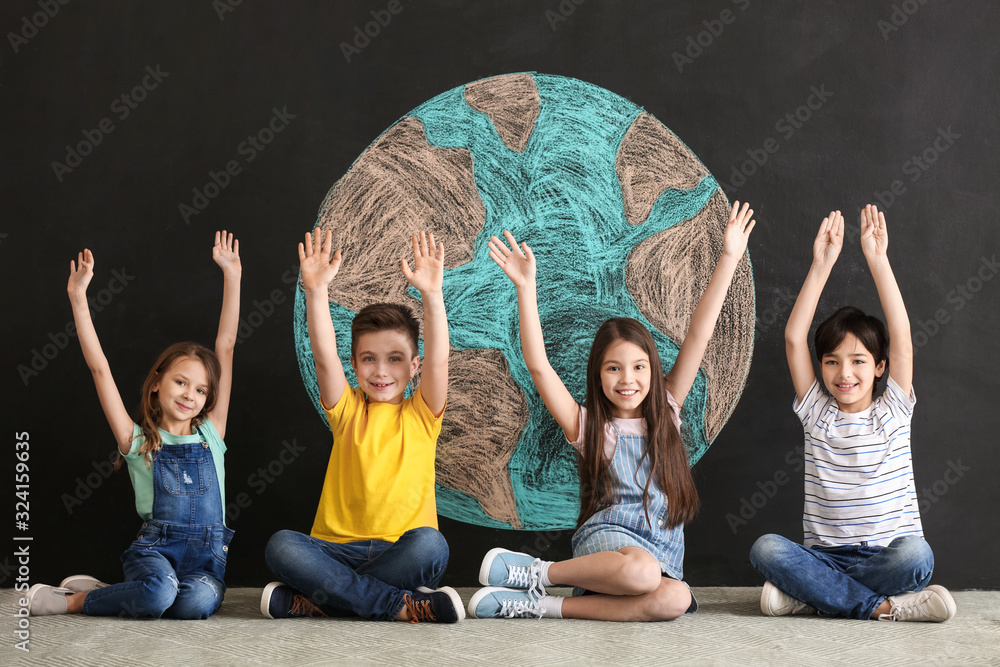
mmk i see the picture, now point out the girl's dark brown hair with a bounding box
[814,306,889,398]
[117,342,221,469]
[576,318,700,530]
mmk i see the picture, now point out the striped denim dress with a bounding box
[571,423,685,580]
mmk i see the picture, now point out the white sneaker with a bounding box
[27,584,72,616]
[880,585,956,622]
[760,581,815,616]
[59,575,108,593]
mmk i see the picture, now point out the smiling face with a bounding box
[350,329,420,405]
[599,338,652,419]
[152,356,210,434]
[820,332,886,413]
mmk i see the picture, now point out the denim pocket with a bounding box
[210,527,235,566]
[132,525,165,549]
[158,456,213,496]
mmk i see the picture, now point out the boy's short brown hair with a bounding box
[351,303,420,358]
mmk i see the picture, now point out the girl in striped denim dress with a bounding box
[468,201,756,621]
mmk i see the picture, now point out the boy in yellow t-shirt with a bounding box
[261,229,463,623]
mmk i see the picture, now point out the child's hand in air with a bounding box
[722,200,757,258]
[813,210,844,267]
[860,204,888,261]
[212,230,241,276]
[488,230,536,289]
[299,227,343,291]
[68,249,95,298]
[401,230,444,294]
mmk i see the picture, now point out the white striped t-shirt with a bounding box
[793,376,922,548]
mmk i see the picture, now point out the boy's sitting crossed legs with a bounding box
[262,229,463,623]
[750,206,955,622]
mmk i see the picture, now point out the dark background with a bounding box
[3,1,997,589]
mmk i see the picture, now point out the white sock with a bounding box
[539,595,563,619]
[538,560,554,588]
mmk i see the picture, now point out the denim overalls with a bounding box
[83,427,234,619]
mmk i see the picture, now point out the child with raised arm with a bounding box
[261,229,464,623]
[467,202,755,621]
[28,231,241,620]
[750,205,956,622]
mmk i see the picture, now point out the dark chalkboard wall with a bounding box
[3,1,998,590]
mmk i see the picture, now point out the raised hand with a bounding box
[722,200,756,258]
[212,230,241,276]
[68,249,95,298]
[488,230,536,289]
[401,230,444,294]
[298,227,342,291]
[860,204,888,260]
[813,210,844,267]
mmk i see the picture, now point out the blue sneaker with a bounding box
[468,587,547,619]
[260,581,328,619]
[478,548,546,598]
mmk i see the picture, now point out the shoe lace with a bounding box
[498,597,543,619]
[881,592,926,622]
[402,593,436,624]
[506,559,545,599]
[290,595,328,619]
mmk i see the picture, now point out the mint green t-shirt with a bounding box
[124,418,228,525]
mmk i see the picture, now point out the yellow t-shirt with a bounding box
[310,386,443,543]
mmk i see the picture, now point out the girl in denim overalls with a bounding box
[28,232,241,620]
[468,202,756,621]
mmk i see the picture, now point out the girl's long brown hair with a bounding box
[576,318,700,530]
[116,342,221,469]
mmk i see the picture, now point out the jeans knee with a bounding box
[129,574,178,618]
[407,527,448,557]
[749,533,786,569]
[265,530,304,573]
[167,577,223,620]
[890,536,934,574]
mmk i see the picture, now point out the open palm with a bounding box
[488,230,536,288]
[68,249,95,297]
[298,228,343,290]
[212,230,241,275]
[401,230,444,293]
[723,200,756,258]
[813,210,844,266]
[860,204,888,259]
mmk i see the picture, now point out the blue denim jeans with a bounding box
[265,526,449,621]
[749,533,934,619]
[83,521,231,619]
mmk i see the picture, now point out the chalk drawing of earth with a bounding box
[294,72,754,530]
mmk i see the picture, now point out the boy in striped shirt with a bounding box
[750,205,956,622]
